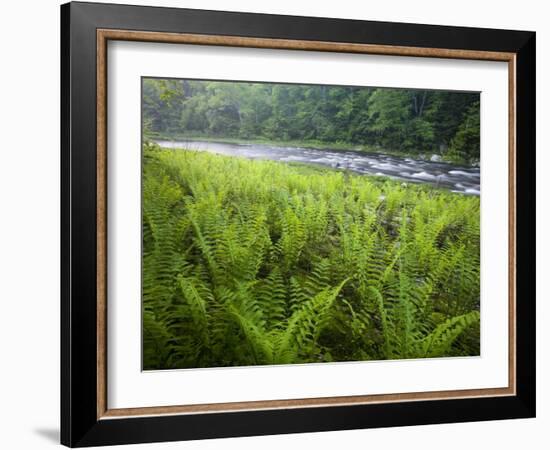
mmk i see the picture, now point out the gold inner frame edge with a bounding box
[96,29,517,420]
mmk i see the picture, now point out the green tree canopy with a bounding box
[143,78,480,163]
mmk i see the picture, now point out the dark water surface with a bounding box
[155,140,480,196]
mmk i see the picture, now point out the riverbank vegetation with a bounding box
[143,78,480,165]
[143,144,480,370]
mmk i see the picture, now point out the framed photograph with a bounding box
[61,1,536,447]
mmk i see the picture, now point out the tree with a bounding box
[141,78,480,163]
[448,101,480,163]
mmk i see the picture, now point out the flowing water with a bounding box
[155,140,480,196]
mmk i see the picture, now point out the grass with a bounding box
[142,142,480,370]
[148,132,471,165]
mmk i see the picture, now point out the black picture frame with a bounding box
[61,1,536,447]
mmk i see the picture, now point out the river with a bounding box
[155,140,480,196]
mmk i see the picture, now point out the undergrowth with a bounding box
[142,143,480,369]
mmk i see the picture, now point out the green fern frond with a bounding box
[420,311,480,357]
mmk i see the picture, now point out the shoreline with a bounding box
[149,140,480,196]
[149,134,477,168]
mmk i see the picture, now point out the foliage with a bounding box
[142,143,480,369]
[142,79,480,164]
[447,101,481,164]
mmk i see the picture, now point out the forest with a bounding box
[143,78,480,164]
[142,78,480,370]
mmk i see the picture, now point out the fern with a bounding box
[142,145,480,369]
[273,279,349,364]
[420,311,480,357]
